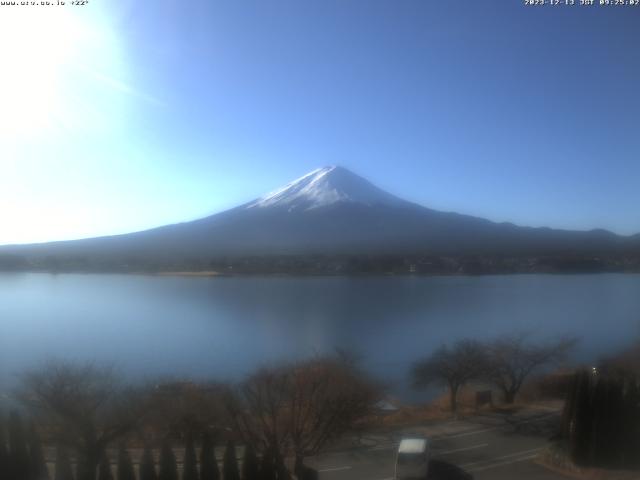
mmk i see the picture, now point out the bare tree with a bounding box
[144,380,227,439]
[600,339,640,376]
[288,356,378,471]
[412,340,489,417]
[226,354,379,475]
[485,334,576,403]
[18,361,150,480]
[225,366,292,456]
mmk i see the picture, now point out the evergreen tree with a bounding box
[561,372,578,441]
[241,444,259,480]
[199,433,219,480]
[116,446,136,480]
[222,441,239,480]
[8,411,31,480]
[98,452,113,480]
[158,440,178,480]
[562,369,640,469]
[1,415,8,480]
[139,445,157,480]
[624,378,640,468]
[569,370,593,465]
[258,447,275,480]
[273,451,290,480]
[28,423,50,480]
[589,376,609,466]
[75,457,91,480]
[54,445,74,480]
[603,377,624,467]
[183,434,198,480]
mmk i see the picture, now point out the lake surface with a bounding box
[1,273,639,401]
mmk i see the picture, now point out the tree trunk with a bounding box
[77,448,100,480]
[294,455,317,480]
[274,450,291,480]
[504,389,516,404]
[450,385,459,418]
[294,455,304,477]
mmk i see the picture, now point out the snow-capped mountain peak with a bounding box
[246,166,404,211]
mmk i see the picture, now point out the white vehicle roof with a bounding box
[398,438,428,454]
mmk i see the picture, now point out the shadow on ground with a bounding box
[427,459,473,480]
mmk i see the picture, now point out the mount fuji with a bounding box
[246,166,406,211]
[1,166,638,270]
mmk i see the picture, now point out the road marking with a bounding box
[460,447,543,469]
[318,466,352,473]
[435,442,489,455]
[468,453,539,472]
[324,429,496,454]
[431,411,559,440]
[368,439,491,453]
[438,426,499,439]
[369,444,396,451]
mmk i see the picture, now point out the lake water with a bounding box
[1,273,639,401]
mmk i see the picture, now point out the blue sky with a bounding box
[1,0,639,244]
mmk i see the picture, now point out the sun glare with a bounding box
[0,7,117,137]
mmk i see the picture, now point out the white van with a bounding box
[395,437,430,480]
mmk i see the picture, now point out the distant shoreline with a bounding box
[2,268,640,278]
[2,252,640,277]
[153,270,225,277]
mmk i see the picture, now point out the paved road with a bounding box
[307,410,569,480]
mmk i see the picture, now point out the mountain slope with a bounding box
[1,166,638,265]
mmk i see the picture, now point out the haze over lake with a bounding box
[1,273,639,401]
